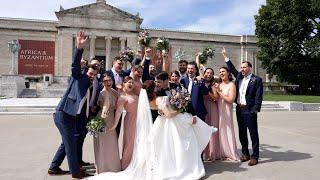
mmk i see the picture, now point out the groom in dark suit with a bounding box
[48,31,95,178]
[180,61,209,121]
[222,47,263,166]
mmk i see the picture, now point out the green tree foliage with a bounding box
[255,0,320,95]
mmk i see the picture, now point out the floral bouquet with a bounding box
[156,37,170,52]
[120,47,135,63]
[86,117,106,137]
[198,47,215,64]
[138,30,151,47]
[169,87,191,112]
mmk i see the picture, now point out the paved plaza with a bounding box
[0,111,319,180]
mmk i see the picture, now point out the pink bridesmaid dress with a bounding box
[115,94,138,170]
[203,94,220,161]
[218,85,240,161]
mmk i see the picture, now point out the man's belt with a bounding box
[238,104,247,108]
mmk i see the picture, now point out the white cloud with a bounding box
[180,0,266,35]
[0,0,265,35]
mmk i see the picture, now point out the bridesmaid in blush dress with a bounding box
[110,76,139,170]
[94,74,121,173]
[202,68,221,161]
[216,67,240,161]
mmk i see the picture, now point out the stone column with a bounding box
[120,37,127,69]
[240,36,244,62]
[105,36,112,69]
[90,35,96,59]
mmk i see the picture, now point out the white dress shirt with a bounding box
[238,74,252,105]
[77,85,93,118]
[224,57,252,105]
[112,68,123,86]
[188,76,194,93]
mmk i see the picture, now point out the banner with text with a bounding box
[18,40,55,75]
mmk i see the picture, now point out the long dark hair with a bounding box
[203,68,214,84]
[219,66,234,82]
[142,80,156,101]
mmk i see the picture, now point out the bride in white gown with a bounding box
[89,88,216,180]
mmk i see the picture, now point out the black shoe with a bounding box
[48,167,70,175]
[80,161,92,166]
[72,171,93,179]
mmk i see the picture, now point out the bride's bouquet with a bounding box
[86,117,106,137]
[138,30,151,47]
[198,47,215,64]
[169,87,191,112]
[120,47,135,63]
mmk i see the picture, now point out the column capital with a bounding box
[90,35,97,39]
[105,36,112,40]
[119,37,127,41]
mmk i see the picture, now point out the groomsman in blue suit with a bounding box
[180,61,209,121]
[48,30,95,178]
[222,47,263,166]
[105,56,131,90]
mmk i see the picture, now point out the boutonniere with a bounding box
[250,77,256,83]
[193,78,199,85]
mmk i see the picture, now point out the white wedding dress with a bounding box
[89,89,216,180]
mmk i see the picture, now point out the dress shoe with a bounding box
[48,167,70,175]
[240,155,250,162]
[248,158,258,166]
[80,161,91,166]
[72,171,93,179]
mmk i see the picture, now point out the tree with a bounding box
[255,0,320,95]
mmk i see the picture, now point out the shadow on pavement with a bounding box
[202,143,312,178]
[202,160,246,178]
[259,144,312,164]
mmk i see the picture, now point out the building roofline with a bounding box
[0,17,58,23]
[143,27,256,37]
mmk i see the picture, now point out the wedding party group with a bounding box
[47,30,263,179]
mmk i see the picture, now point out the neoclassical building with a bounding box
[0,0,266,97]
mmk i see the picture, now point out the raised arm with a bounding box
[71,30,87,79]
[110,95,126,130]
[162,50,170,72]
[222,47,239,77]
[142,48,152,82]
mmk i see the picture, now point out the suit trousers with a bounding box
[236,106,260,159]
[50,111,80,174]
[75,105,89,163]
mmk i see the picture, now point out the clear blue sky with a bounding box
[0,0,265,35]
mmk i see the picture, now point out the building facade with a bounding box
[0,0,265,79]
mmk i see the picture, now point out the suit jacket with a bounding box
[142,58,155,82]
[105,68,131,90]
[180,76,209,120]
[56,48,92,117]
[226,60,263,112]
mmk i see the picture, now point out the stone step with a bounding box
[0,111,55,115]
[0,107,55,112]
[18,89,37,98]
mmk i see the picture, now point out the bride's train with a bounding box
[89,90,216,180]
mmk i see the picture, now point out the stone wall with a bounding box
[0,75,25,97]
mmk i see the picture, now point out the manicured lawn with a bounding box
[263,94,320,103]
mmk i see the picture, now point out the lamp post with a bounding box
[8,40,21,75]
